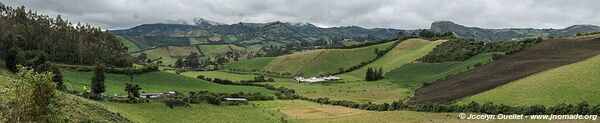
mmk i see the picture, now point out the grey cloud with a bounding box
[2,0,599,30]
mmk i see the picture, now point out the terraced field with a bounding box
[408,37,600,104]
[63,71,275,96]
[264,41,395,76]
[459,55,600,106]
[385,53,494,87]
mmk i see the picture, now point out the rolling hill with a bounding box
[431,21,600,41]
[407,36,600,104]
[225,57,275,72]
[458,54,600,106]
[110,19,409,50]
[385,53,494,87]
[343,39,445,79]
[264,41,395,76]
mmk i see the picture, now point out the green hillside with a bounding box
[116,35,142,53]
[63,71,275,96]
[225,57,275,71]
[385,53,494,87]
[344,39,445,79]
[197,44,234,58]
[264,41,395,76]
[131,47,178,66]
[458,55,600,106]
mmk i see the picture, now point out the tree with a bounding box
[6,47,25,73]
[9,66,57,122]
[90,64,106,99]
[175,58,183,68]
[125,83,142,100]
[50,65,66,91]
[365,67,373,81]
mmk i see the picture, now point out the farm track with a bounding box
[407,37,600,104]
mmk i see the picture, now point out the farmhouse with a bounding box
[140,91,177,99]
[294,76,341,83]
[223,98,248,104]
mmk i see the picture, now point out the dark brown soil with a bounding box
[407,37,600,104]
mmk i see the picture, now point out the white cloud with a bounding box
[2,0,599,30]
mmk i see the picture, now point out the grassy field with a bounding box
[63,71,275,96]
[131,47,178,66]
[179,71,285,82]
[225,57,275,71]
[344,39,445,79]
[116,35,142,53]
[458,55,600,106]
[385,53,494,87]
[265,41,395,76]
[263,79,412,104]
[167,45,200,57]
[179,71,411,103]
[99,99,464,123]
[99,101,283,123]
[197,44,232,58]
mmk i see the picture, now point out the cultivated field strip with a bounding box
[408,37,600,104]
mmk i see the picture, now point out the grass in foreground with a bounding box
[63,71,275,96]
[458,55,600,106]
[344,39,445,79]
[385,53,494,87]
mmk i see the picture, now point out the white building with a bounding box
[294,76,341,83]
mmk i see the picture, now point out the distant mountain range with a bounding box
[110,18,600,49]
[110,18,406,49]
[430,21,600,41]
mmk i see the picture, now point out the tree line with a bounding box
[0,3,132,67]
[418,37,542,63]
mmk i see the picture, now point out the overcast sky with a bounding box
[2,0,599,30]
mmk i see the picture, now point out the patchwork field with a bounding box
[131,47,178,66]
[225,57,275,71]
[344,39,445,79]
[179,71,288,82]
[197,44,234,58]
[122,36,191,50]
[265,41,395,76]
[408,37,600,104]
[167,45,200,57]
[385,53,494,87]
[459,55,600,106]
[63,71,275,96]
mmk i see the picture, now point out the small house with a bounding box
[294,76,341,83]
[223,98,248,104]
